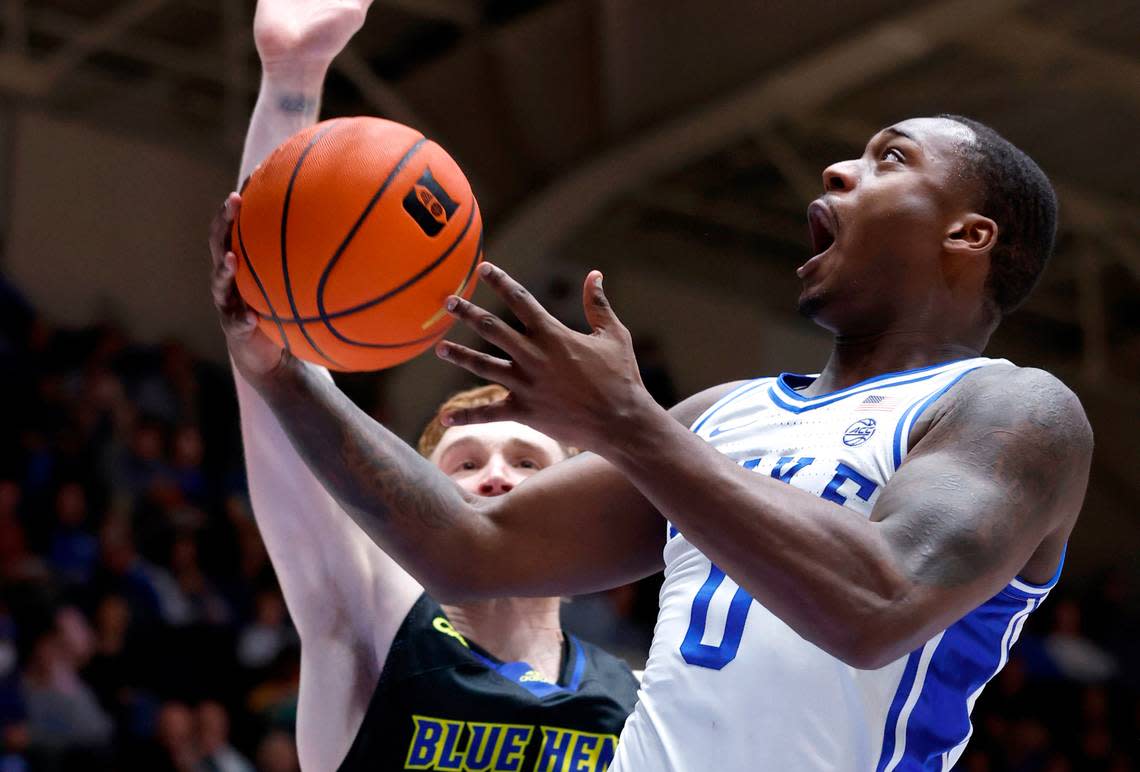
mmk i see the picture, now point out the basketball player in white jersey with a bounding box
[210,3,1092,768]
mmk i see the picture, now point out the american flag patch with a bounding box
[856,394,898,411]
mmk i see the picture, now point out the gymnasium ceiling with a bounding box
[2,0,1137,364]
[1,0,1138,385]
[2,0,1138,548]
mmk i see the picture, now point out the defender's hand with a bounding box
[435,264,655,452]
[254,0,374,71]
[209,193,286,381]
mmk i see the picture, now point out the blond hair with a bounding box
[417,384,576,459]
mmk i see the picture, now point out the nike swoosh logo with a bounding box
[709,418,759,438]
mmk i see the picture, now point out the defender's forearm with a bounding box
[250,355,483,586]
[239,65,327,183]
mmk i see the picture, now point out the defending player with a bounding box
[211,6,1093,771]
[221,2,637,770]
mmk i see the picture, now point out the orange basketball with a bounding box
[232,117,482,371]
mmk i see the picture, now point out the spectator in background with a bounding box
[159,535,230,629]
[1045,598,1119,683]
[255,729,299,772]
[46,483,99,587]
[0,606,28,772]
[21,610,112,761]
[195,700,253,772]
[170,426,208,507]
[236,589,292,673]
[0,485,45,584]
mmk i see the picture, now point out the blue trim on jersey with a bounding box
[690,378,771,434]
[774,359,975,404]
[890,364,991,470]
[884,592,1040,769]
[768,361,980,415]
[566,635,587,691]
[467,636,587,699]
[876,649,924,772]
[1006,544,1067,599]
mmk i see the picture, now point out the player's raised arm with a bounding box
[217,3,431,768]
[239,0,371,183]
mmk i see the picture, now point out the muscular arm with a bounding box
[248,358,741,600]
[601,366,1092,668]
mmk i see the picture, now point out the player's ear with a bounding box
[944,213,997,257]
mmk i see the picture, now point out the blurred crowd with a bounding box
[0,272,1137,771]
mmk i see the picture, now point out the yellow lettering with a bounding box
[432,617,470,648]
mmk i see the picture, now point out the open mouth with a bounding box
[807,200,837,257]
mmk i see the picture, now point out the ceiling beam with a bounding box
[378,0,479,27]
[27,7,254,90]
[958,18,1140,104]
[41,0,170,90]
[488,0,1038,281]
[4,0,26,56]
[333,46,429,130]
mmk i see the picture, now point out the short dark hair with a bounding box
[938,115,1058,316]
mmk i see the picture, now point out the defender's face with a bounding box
[430,422,567,497]
[798,117,977,332]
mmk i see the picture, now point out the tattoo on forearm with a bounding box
[278,93,313,114]
[261,361,465,540]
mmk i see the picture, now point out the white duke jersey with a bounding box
[611,357,1063,772]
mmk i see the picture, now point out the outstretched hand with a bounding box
[435,264,656,451]
[208,193,286,381]
[254,0,374,72]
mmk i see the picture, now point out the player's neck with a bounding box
[807,329,985,397]
[441,597,565,681]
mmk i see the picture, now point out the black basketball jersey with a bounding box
[337,593,640,772]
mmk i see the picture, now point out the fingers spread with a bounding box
[476,263,555,333]
[445,296,531,360]
[435,341,523,388]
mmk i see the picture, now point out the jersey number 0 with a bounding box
[679,565,754,670]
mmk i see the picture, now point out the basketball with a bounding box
[231,116,483,371]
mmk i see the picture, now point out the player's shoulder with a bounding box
[668,378,761,427]
[929,363,1092,452]
[572,636,640,702]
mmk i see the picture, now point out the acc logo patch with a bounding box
[403,167,458,236]
[842,418,877,447]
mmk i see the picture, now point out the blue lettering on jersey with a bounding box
[537,727,574,770]
[770,455,815,482]
[464,723,502,770]
[436,719,467,770]
[406,718,545,771]
[820,462,879,506]
[499,725,531,771]
[679,459,878,670]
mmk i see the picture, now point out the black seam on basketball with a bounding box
[280,121,346,369]
[236,214,291,355]
[453,210,484,300]
[315,196,473,341]
[312,138,427,336]
[302,190,469,322]
[316,217,482,349]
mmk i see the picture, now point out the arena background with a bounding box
[0,0,1137,769]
